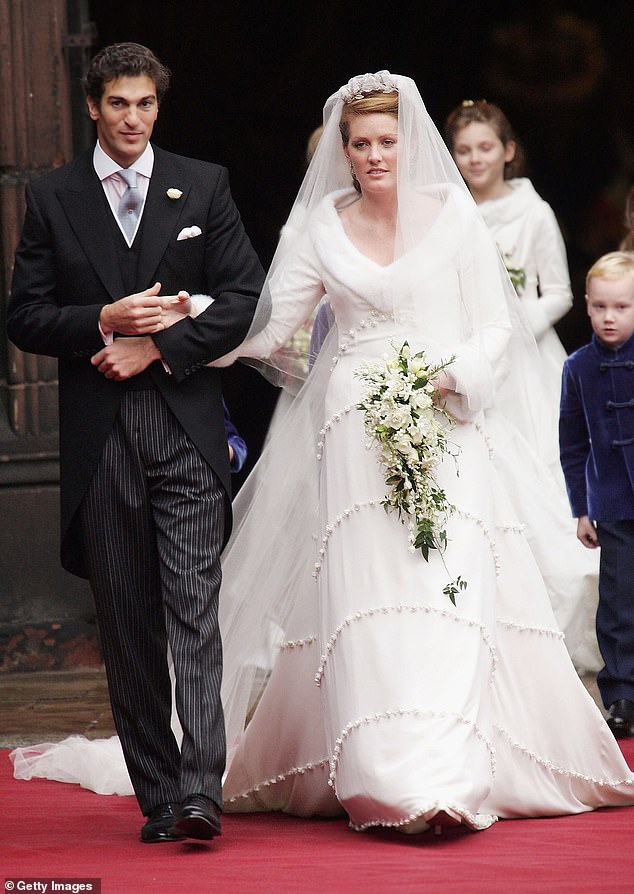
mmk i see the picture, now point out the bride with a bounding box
[12,71,634,833]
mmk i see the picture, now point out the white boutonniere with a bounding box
[166,188,183,200]
[355,341,467,604]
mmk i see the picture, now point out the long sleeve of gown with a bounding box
[446,219,513,416]
[212,234,325,368]
[519,203,572,341]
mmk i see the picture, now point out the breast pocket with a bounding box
[160,234,206,290]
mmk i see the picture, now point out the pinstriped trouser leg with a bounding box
[79,391,226,815]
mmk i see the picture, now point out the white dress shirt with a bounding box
[93,141,154,246]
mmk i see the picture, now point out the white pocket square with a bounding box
[177,225,202,241]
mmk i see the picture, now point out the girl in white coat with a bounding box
[445,99,572,465]
[445,100,601,673]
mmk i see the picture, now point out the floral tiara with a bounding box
[339,71,400,104]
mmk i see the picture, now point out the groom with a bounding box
[7,43,264,842]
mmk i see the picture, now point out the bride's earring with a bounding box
[348,160,360,190]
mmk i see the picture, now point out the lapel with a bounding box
[136,145,192,288]
[56,146,192,301]
[57,151,125,300]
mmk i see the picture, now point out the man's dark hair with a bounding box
[83,42,171,103]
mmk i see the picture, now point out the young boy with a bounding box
[559,250,634,738]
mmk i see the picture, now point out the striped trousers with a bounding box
[79,390,226,814]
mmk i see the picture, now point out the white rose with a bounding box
[407,423,429,445]
[411,390,433,411]
[409,358,428,376]
[386,407,412,430]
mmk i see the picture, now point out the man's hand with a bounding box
[91,337,162,380]
[100,282,165,335]
[159,291,191,328]
[577,515,599,549]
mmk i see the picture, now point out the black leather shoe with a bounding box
[606,699,634,739]
[174,794,222,840]
[140,803,185,843]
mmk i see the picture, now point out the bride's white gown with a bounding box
[11,189,633,830]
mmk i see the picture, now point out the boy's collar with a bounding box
[593,330,634,355]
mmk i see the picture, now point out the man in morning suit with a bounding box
[7,43,265,843]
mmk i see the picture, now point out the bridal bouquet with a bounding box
[355,341,466,604]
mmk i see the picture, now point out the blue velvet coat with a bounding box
[559,332,634,520]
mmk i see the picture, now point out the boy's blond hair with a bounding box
[586,250,634,291]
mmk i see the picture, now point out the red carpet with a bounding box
[2,744,634,893]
